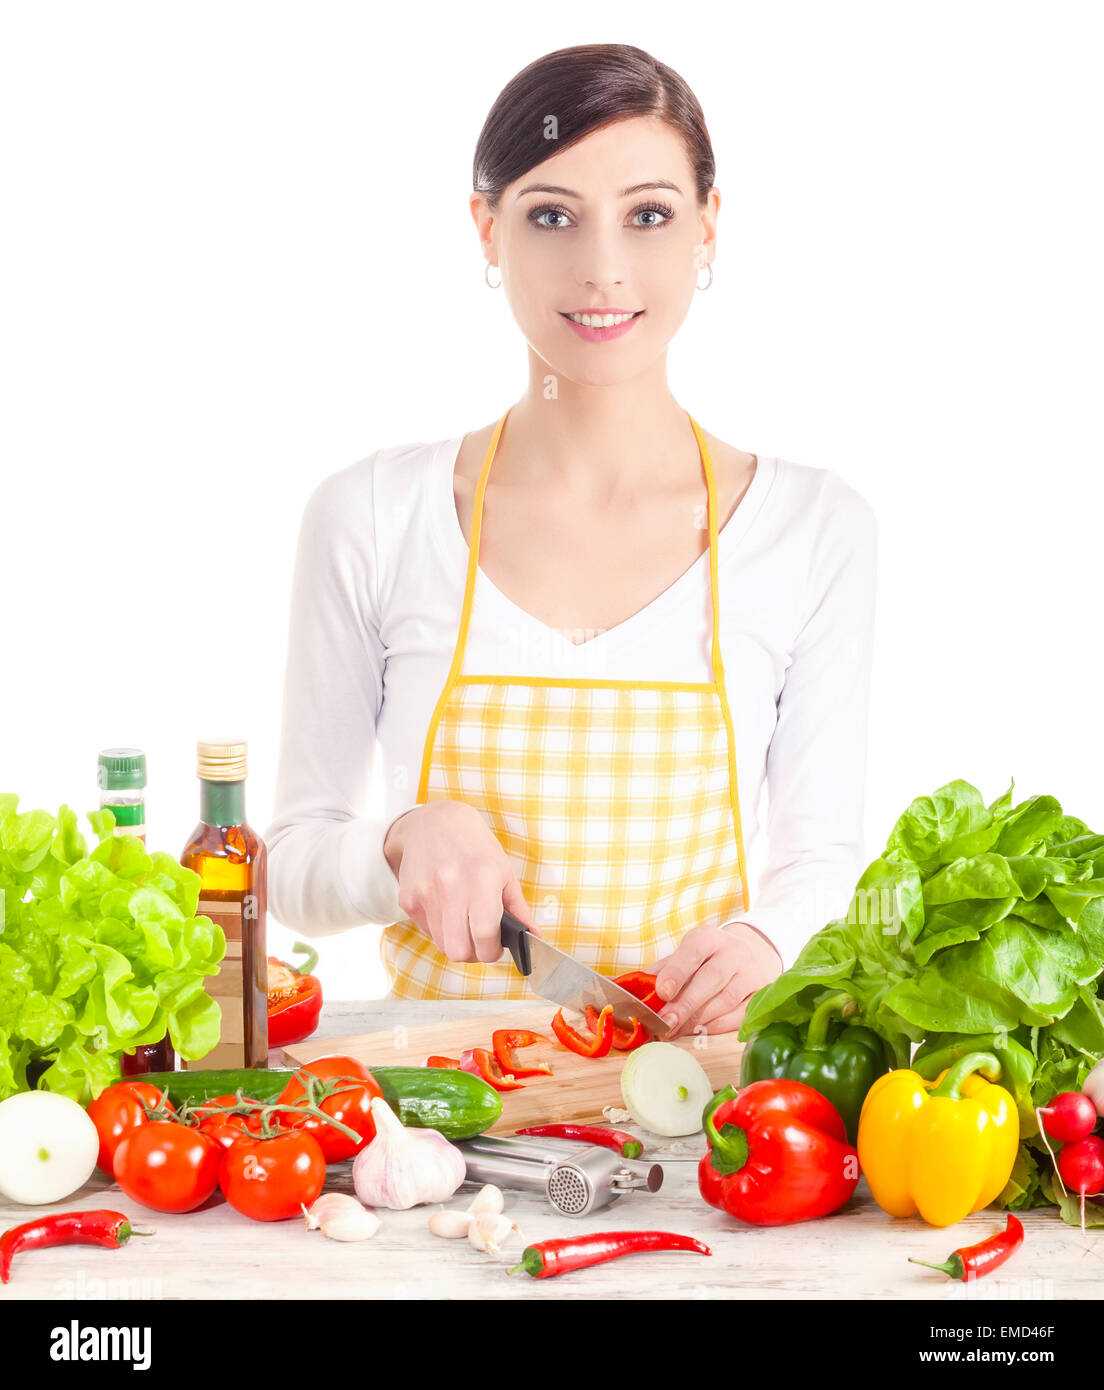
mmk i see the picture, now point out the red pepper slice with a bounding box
[614,970,663,1014]
[551,1005,615,1059]
[267,943,324,1048]
[585,1005,650,1053]
[492,1029,553,1078]
[425,1055,460,1069]
[458,1047,525,1091]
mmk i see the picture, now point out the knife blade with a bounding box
[499,910,672,1038]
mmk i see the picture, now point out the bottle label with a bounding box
[189,896,246,1069]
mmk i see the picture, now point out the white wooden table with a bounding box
[0,1001,1097,1302]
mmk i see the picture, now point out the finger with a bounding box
[660,955,735,1035]
[653,931,714,1006]
[502,875,543,938]
[433,880,477,963]
[469,874,510,964]
[692,984,755,1036]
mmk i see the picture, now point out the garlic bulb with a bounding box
[302,1193,380,1241]
[352,1096,465,1210]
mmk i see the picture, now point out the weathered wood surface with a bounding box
[0,1001,1094,1301]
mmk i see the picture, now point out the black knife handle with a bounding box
[500,910,532,976]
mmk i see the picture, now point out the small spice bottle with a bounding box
[97,749,147,843]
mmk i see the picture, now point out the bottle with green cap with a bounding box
[98,748,147,843]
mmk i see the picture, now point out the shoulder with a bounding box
[769,457,878,553]
[298,437,447,546]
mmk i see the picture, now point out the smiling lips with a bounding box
[560,308,644,342]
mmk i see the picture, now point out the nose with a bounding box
[571,221,628,295]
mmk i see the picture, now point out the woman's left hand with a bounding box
[648,923,783,1037]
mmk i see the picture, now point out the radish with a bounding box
[619,1042,713,1136]
[1056,1135,1104,1197]
[0,1091,99,1205]
[1037,1091,1098,1143]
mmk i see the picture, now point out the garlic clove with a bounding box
[303,1193,368,1231]
[428,1208,473,1239]
[467,1210,518,1254]
[319,1206,381,1242]
[465,1184,504,1217]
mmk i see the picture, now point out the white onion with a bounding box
[0,1091,99,1205]
[619,1042,714,1136]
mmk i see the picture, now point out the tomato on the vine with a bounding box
[277,1055,383,1162]
[113,1121,221,1213]
[194,1094,262,1151]
[219,1131,326,1221]
[87,1081,176,1175]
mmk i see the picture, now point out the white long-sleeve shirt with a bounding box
[265,432,878,970]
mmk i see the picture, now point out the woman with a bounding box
[266,43,877,1037]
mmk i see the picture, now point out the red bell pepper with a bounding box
[492,1029,553,1078]
[267,943,323,1048]
[425,1055,460,1069]
[698,1080,859,1226]
[459,1047,525,1091]
[585,1005,649,1052]
[551,1005,615,1058]
[614,970,664,1014]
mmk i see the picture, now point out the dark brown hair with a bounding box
[473,44,715,209]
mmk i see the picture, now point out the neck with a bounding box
[502,352,703,500]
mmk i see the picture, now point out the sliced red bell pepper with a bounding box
[614,970,663,1014]
[425,1055,460,1069]
[585,1005,649,1053]
[551,1005,615,1059]
[492,1029,553,1078]
[267,943,323,1048]
[459,1047,525,1091]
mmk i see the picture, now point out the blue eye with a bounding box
[526,200,677,231]
[631,201,676,228]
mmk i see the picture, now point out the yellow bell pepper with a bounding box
[857,1050,1019,1227]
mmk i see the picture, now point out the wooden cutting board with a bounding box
[283,1006,746,1135]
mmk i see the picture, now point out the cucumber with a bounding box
[140,1064,501,1140]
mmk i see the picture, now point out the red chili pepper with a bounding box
[552,1005,615,1058]
[909,1214,1025,1281]
[698,1080,859,1226]
[509,1230,710,1279]
[614,970,664,1014]
[515,1123,643,1159]
[0,1210,152,1284]
[267,942,323,1048]
[585,1004,650,1052]
[425,1055,460,1069]
[492,1029,553,1078]
[459,1047,525,1091]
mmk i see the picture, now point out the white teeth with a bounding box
[567,311,639,328]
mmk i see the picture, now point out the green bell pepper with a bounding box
[738,991,889,1142]
[911,1031,1037,1136]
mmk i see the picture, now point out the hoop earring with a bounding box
[485,263,501,289]
[696,262,714,291]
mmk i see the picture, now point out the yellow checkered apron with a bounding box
[381,408,750,998]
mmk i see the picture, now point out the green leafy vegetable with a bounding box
[0,797,225,1104]
[739,777,1104,1227]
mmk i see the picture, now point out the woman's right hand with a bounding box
[383,799,541,963]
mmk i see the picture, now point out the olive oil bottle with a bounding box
[180,739,268,1069]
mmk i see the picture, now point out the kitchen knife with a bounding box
[499,910,672,1038]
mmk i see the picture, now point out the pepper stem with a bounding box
[291,941,319,975]
[507,1247,542,1277]
[909,1253,965,1280]
[703,1085,749,1176]
[804,991,855,1050]
[927,1051,1002,1100]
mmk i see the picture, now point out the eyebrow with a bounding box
[514,179,684,200]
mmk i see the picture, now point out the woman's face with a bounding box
[471,115,718,387]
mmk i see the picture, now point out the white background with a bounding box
[2,2,1101,1000]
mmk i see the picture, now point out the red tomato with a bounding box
[277,1055,383,1162]
[195,1095,261,1151]
[219,1131,326,1221]
[87,1081,176,1175]
[113,1121,221,1213]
